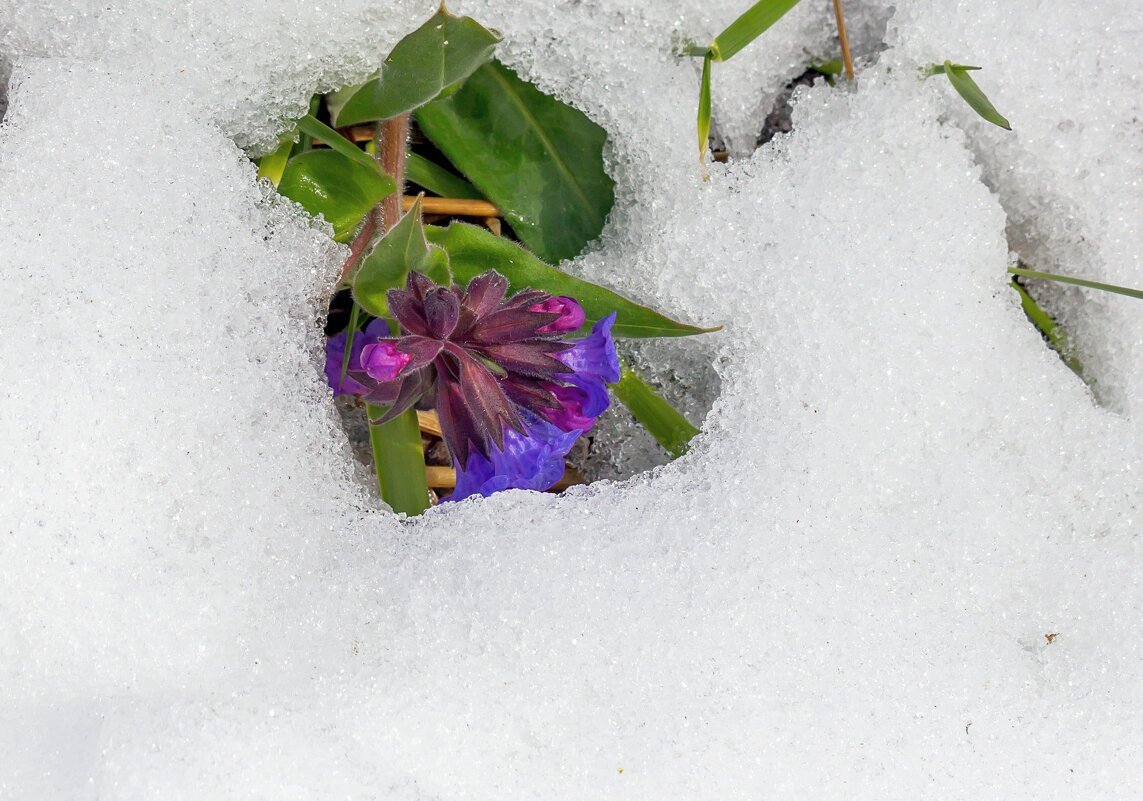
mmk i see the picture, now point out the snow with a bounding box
[2,0,1141,798]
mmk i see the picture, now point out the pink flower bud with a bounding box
[360,341,412,382]
[530,296,586,334]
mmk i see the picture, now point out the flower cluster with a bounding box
[326,270,618,500]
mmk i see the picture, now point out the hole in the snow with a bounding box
[275,58,722,506]
[0,56,10,124]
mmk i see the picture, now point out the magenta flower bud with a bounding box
[530,296,585,333]
[360,341,412,382]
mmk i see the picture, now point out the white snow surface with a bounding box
[2,0,1142,798]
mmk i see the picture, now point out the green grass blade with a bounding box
[710,0,802,62]
[405,152,484,199]
[366,404,431,516]
[943,60,1011,130]
[611,363,700,458]
[923,63,980,78]
[1008,267,1143,300]
[697,52,712,160]
[1010,280,1083,378]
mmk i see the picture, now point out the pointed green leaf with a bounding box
[611,362,700,458]
[257,133,294,187]
[943,60,1011,130]
[405,151,484,199]
[1009,280,1083,379]
[278,150,396,242]
[425,222,718,339]
[329,6,500,126]
[416,61,615,264]
[296,114,389,177]
[923,63,980,77]
[697,52,713,160]
[353,197,451,317]
[1008,267,1143,300]
[367,403,431,516]
[710,0,802,62]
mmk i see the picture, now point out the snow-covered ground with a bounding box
[1,1,1141,797]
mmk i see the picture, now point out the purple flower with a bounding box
[450,410,581,501]
[450,311,620,501]
[354,271,581,467]
[325,318,390,396]
[529,296,585,333]
[361,341,412,382]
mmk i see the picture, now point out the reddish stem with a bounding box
[337,113,411,283]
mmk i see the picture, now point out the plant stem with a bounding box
[366,403,431,515]
[831,0,855,80]
[377,114,410,232]
[364,113,431,515]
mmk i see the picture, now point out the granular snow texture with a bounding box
[1,1,1140,798]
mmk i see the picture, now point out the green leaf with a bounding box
[425,222,718,338]
[812,58,845,77]
[710,0,802,62]
[1008,267,1143,300]
[923,62,980,77]
[406,151,484,199]
[256,133,294,187]
[697,52,713,160]
[329,5,500,126]
[1009,280,1083,379]
[611,362,700,458]
[942,60,1011,130]
[415,60,615,264]
[278,150,396,242]
[296,114,389,177]
[367,403,431,516]
[353,197,450,317]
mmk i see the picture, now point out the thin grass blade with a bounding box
[697,52,712,160]
[1008,267,1143,300]
[710,0,801,62]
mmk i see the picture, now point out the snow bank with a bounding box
[1,0,1140,798]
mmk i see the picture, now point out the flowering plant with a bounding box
[327,270,619,500]
[260,5,716,514]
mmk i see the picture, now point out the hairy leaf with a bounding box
[416,61,615,264]
[426,222,718,339]
[329,6,500,126]
[278,150,396,242]
[353,196,451,318]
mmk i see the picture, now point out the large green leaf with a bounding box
[415,61,615,264]
[329,6,500,126]
[353,197,451,318]
[425,222,717,339]
[278,150,396,242]
[710,0,802,62]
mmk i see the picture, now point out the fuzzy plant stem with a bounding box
[365,113,431,516]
